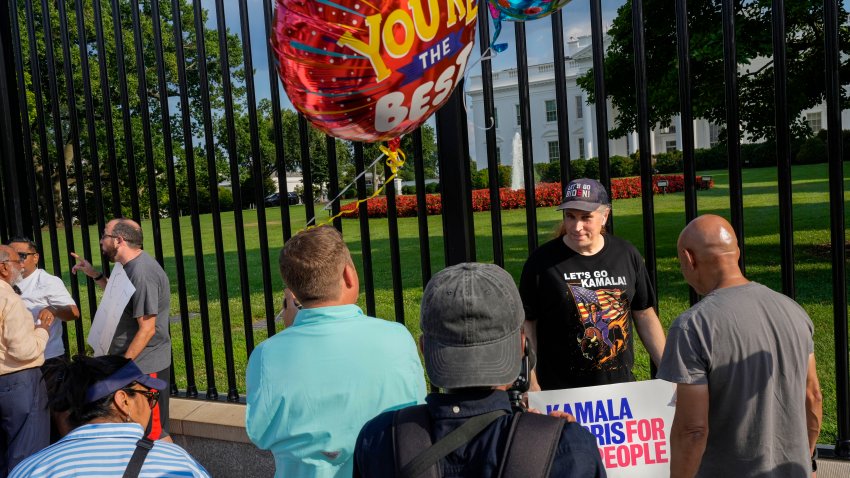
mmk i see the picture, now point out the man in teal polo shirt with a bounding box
[246,226,426,478]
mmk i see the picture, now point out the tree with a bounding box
[359,125,439,186]
[577,0,850,142]
[17,0,243,222]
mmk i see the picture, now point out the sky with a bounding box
[208,0,626,112]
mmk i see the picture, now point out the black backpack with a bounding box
[391,405,565,478]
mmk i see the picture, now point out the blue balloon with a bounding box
[488,0,572,52]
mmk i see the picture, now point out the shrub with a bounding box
[573,158,600,179]
[401,185,416,195]
[425,182,440,193]
[535,162,561,183]
[570,158,587,178]
[740,142,776,168]
[654,151,683,174]
[795,136,828,165]
[610,155,639,178]
[218,187,234,211]
[497,165,512,188]
[694,145,728,170]
[338,174,713,218]
[470,165,488,189]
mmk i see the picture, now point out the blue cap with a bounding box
[85,361,167,403]
[556,178,610,212]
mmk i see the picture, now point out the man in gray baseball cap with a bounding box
[354,263,605,477]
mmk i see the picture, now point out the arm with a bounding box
[523,319,541,392]
[3,298,51,361]
[805,353,822,456]
[122,314,157,360]
[633,307,666,367]
[39,304,80,323]
[670,383,709,478]
[70,252,108,290]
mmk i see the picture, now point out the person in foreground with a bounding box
[657,214,822,478]
[520,178,665,391]
[354,262,606,477]
[246,226,426,478]
[10,355,209,477]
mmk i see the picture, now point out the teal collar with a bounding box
[293,304,364,326]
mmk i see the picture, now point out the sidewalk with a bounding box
[818,456,850,477]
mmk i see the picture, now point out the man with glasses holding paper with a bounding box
[71,219,172,442]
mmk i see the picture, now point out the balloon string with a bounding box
[303,136,406,230]
[463,47,500,131]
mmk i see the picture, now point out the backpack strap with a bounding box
[497,412,565,478]
[393,405,438,478]
[122,437,155,478]
[393,406,508,478]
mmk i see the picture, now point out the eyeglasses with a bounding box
[17,252,37,261]
[0,259,22,265]
[122,387,160,409]
[101,233,119,241]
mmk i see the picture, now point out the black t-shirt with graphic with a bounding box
[520,234,655,390]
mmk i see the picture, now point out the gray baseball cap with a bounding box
[420,263,524,389]
[556,178,610,212]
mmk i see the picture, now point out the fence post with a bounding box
[436,87,476,266]
[0,1,32,239]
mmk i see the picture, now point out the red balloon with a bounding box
[272,0,479,142]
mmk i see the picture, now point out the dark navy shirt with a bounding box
[354,390,606,477]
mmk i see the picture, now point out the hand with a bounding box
[38,306,56,325]
[70,252,96,278]
[281,288,300,328]
[36,313,54,331]
[548,410,577,423]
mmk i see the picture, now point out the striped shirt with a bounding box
[10,423,210,477]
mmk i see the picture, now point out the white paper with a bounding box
[529,379,677,478]
[87,263,136,356]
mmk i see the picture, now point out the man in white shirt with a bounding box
[8,238,79,365]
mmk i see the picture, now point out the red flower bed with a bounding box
[339,175,713,218]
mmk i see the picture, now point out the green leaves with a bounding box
[577,0,850,142]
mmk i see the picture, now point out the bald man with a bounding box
[658,215,822,478]
[71,219,172,442]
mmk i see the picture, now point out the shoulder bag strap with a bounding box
[393,406,437,478]
[497,412,566,478]
[122,437,155,478]
[395,408,508,478]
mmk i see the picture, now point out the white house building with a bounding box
[466,35,835,169]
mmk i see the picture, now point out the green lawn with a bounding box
[41,162,849,444]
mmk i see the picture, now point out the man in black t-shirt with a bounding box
[520,178,666,390]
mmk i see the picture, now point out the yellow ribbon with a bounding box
[303,140,406,231]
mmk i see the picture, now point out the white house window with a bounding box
[660,125,677,134]
[806,112,822,132]
[493,108,499,128]
[515,104,521,125]
[575,96,583,119]
[545,100,557,122]
[665,140,677,152]
[495,146,501,164]
[548,141,560,162]
[709,123,722,147]
[578,137,585,159]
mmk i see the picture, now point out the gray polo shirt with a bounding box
[108,251,171,373]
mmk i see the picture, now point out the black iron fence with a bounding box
[0,0,846,455]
